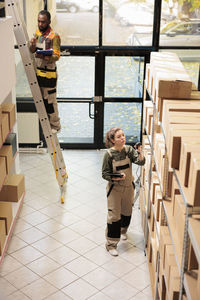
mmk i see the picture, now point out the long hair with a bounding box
[105,127,121,148]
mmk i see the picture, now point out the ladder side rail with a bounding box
[6,0,66,186]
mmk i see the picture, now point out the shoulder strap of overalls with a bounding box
[107,149,113,158]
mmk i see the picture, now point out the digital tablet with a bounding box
[107,173,124,178]
[36,49,53,56]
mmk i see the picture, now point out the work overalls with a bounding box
[35,34,61,131]
[106,148,135,250]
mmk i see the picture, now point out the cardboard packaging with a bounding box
[159,226,171,269]
[164,245,177,288]
[4,133,17,157]
[0,174,25,203]
[0,157,7,188]
[178,140,200,187]
[0,219,6,256]
[154,185,162,222]
[187,154,200,206]
[1,103,16,130]
[151,172,160,204]
[1,113,9,142]
[167,127,200,170]
[0,145,13,174]
[0,201,13,234]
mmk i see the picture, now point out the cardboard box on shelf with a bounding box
[154,72,192,100]
[170,175,180,215]
[173,195,185,252]
[1,113,9,142]
[159,226,172,269]
[178,140,200,187]
[154,185,162,222]
[167,127,200,170]
[2,103,16,130]
[168,266,180,300]
[151,172,160,204]
[0,157,7,188]
[4,133,17,157]
[0,219,6,256]
[187,154,200,206]
[0,201,13,234]
[156,91,200,121]
[0,145,13,174]
[0,174,25,203]
[164,245,177,288]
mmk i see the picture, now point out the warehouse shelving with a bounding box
[142,80,200,300]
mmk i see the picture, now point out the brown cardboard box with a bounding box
[164,245,177,288]
[151,172,160,204]
[0,201,13,234]
[154,72,192,100]
[167,128,200,170]
[157,92,200,121]
[0,145,13,174]
[155,185,162,222]
[168,266,180,300]
[159,226,171,269]
[0,219,6,256]
[0,174,25,202]
[173,195,185,251]
[187,154,200,206]
[170,175,180,215]
[2,103,16,130]
[1,113,9,142]
[0,157,7,188]
[179,140,200,187]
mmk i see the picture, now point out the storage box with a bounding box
[154,72,192,100]
[0,174,25,203]
[179,140,200,187]
[0,145,13,174]
[168,266,180,300]
[0,219,6,256]
[167,127,200,170]
[155,185,162,222]
[0,201,13,234]
[187,154,200,206]
[164,245,177,287]
[159,226,171,269]
[1,113,9,141]
[173,195,185,251]
[151,172,160,204]
[0,157,7,188]
[4,133,17,157]
[2,103,16,130]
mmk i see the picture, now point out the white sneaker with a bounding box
[108,248,118,256]
[121,233,128,240]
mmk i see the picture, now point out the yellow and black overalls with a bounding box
[34,27,61,131]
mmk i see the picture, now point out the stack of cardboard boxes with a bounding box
[0,103,25,259]
[141,52,200,299]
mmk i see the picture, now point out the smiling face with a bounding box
[112,129,126,150]
[38,13,50,33]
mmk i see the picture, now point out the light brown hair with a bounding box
[105,127,121,148]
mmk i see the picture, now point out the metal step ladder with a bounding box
[6,0,67,203]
